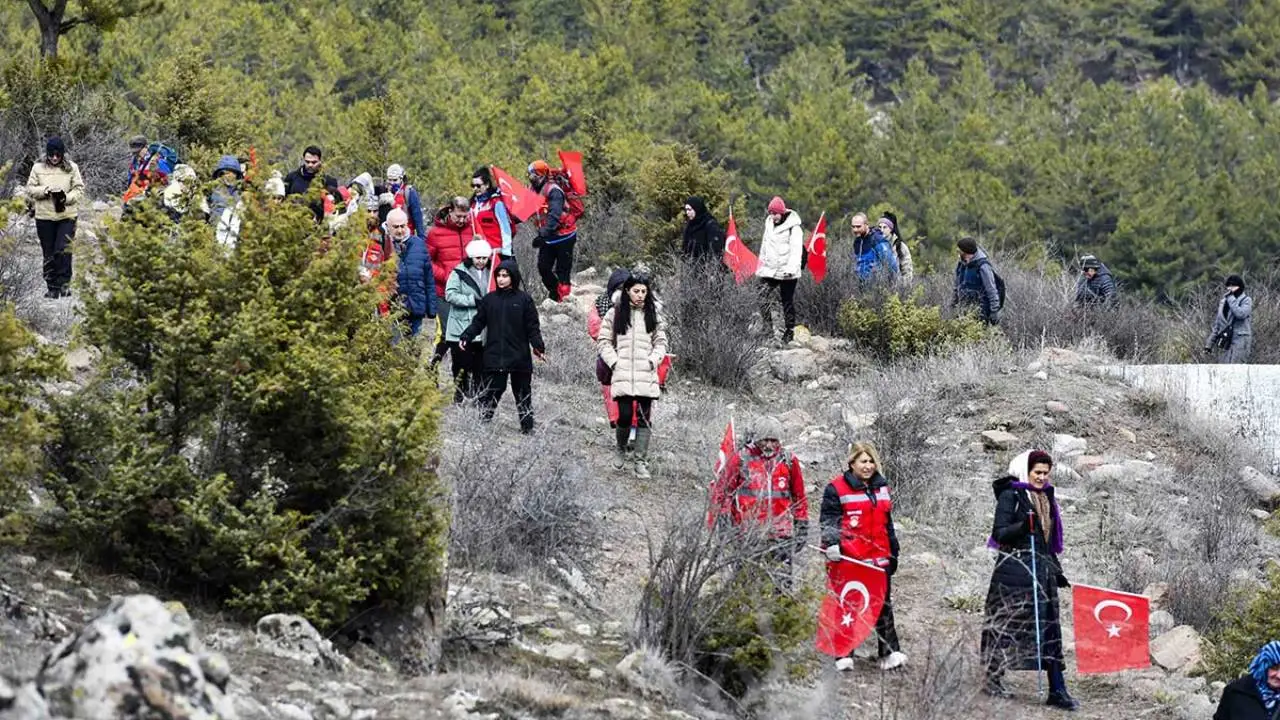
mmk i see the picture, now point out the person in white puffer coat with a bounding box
[599,272,669,480]
[755,195,804,343]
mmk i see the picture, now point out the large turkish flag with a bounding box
[815,556,887,658]
[1072,584,1150,674]
[722,213,758,285]
[806,212,828,284]
[490,165,544,222]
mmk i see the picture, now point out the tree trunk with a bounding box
[40,24,58,58]
[25,0,64,59]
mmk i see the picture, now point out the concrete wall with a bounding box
[1102,364,1280,471]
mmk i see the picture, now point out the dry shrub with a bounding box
[663,260,770,392]
[442,422,605,576]
[0,222,44,322]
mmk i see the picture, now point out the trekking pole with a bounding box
[1028,509,1044,699]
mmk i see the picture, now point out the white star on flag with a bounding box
[841,613,854,627]
[1106,623,1121,638]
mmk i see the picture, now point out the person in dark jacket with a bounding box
[953,237,1002,325]
[390,208,437,338]
[1215,641,1280,720]
[820,441,904,672]
[1074,255,1117,307]
[681,196,724,262]
[283,145,335,223]
[850,213,899,280]
[529,160,580,302]
[1205,274,1254,364]
[981,450,1078,711]
[459,259,546,434]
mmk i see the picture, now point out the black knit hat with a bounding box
[45,136,65,157]
[957,237,978,254]
[1226,274,1245,290]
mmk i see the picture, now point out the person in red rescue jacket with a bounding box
[528,159,580,302]
[711,416,808,588]
[426,197,475,365]
[820,441,906,672]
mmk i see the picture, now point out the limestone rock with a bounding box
[769,349,819,382]
[1051,433,1087,456]
[37,595,236,719]
[842,409,878,432]
[1117,427,1137,443]
[1151,626,1203,673]
[0,579,69,641]
[1034,371,1049,381]
[256,614,349,672]
[1073,455,1106,472]
[271,702,314,720]
[981,430,1019,451]
[544,642,590,664]
[1176,692,1214,720]
[1149,610,1177,637]
[1241,466,1280,508]
[0,675,50,719]
[64,346,99,373]
[1045,400,1070,414]
[791,325,812,344]
[1251,508,1272,521]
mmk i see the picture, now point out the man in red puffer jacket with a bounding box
[427,196,474,365]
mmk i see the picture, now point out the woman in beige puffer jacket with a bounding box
[25,137,84,298]
[599,273,668,479]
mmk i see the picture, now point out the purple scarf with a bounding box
[987,482,1064,555]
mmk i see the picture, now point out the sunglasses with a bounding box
[471,182,484,189]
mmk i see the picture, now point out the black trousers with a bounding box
[614,396,653,448]
[447,341,484,403]
[537,238,576,297]
[480,370,534,431]
[759,277,797,335]
[876,576,901,657]
[432,305,451,361]
[36,218,75,292]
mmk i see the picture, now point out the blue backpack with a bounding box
[147,143,180,177]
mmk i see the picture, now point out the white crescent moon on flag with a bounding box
[715,450,726,473]
[1093,599,1133,625]
[838,581,870,614]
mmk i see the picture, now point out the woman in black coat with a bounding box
[1215,641,1280,720]
[981,449,1078,711]
[680,196,724,262]
[459,259,545,434]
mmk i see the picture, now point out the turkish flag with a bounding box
[1072,584,1150,674]
[714,418,736,478]
[707,418,738,528]
[557,150,587,196]
[490,166,544,222]
[487,251,502,293]
[722,212,758,285]
[807,212,828,284]
[815,557,887,658]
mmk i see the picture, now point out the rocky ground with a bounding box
[2,216,1278,718]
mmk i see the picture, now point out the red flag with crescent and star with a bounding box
[807,212,828,284]
[815,555,887,657]
[490,165,544,222]
[722,211,758,285]
[1072,584,1150,674]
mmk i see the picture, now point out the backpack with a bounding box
[147,143,180,177]
[993,269,1006,307]
[550,171,585,222]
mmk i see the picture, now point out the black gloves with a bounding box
[532,236,545,248]
[50,190,67,213]
[1056,573,1071,589]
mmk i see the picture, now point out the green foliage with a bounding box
[141,50,253,163]
[697,566,816,699]
[632,143,732,258]
[1203,568,1280,681]
[837,288,990,359]
[47,197,448,629]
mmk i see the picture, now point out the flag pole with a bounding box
[1029,509,1044,699]
[807,544,885,572]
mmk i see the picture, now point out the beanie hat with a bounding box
[128,135,148,150]
[1226,274,1246,290]
[1081,255,1101,270]
[1027,450,1053,472]
[264,172,286,198]
[45,136,65,157]
[957,237,979,255]
[214,155,243,179]
[386,164,405,182]
[465,239,492,260]
[754,415,784,442]
[528,160,551,177]
[767,196,786,215]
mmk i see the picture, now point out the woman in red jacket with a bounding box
[820,441,905,672]
[426,197,474,365]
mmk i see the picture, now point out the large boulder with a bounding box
[981,430,1020,451]
[256,614,349,672]
[1241,466,1280,508]
[769,349,819,383]
[1151,625,1203,673]
[1051,434,1088,456]
[34,595,236,719]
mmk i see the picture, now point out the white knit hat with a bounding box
[386,164,405,182]
[466,239,491,260]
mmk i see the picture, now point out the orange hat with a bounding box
[528,160,551,176]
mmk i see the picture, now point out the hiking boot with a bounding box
[878,651,907,671]
[611,451,627,471]
[632,427,652,479]
[1046,691,1079,711]
[834,657,854,672]
[982,678,1011,698]
[557,282,572,302]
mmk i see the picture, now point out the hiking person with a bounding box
[443,240,494,403]
[1074,255,1117,307]
[470,166,513,256]
[263,171,286,200]
[851,213,899,280]
[681,196,725,263]
[820,441,906,672]
[25,137,83,299]
[953,237,1002,325]
[599,272,669,479]
[386,164,425,237]
[162,164,199,221]
[880,212,913,282]
[1214,641,1280,720]
[284,145,333,222]
[710,416,808,588]
[459,259,546,434]
[529,159,580,302]
[427,197,475,366]
[126,135,150,190]
[982,449,1078,711]
[389,208,437,338]
[1205,275,1253,364]
[206,155,244,247]
[756,196,804,344]
[588,269,633,428]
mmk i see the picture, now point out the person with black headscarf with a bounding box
[1205,274,1253,364]
[25,137,84,298]
[680,196,725,263]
